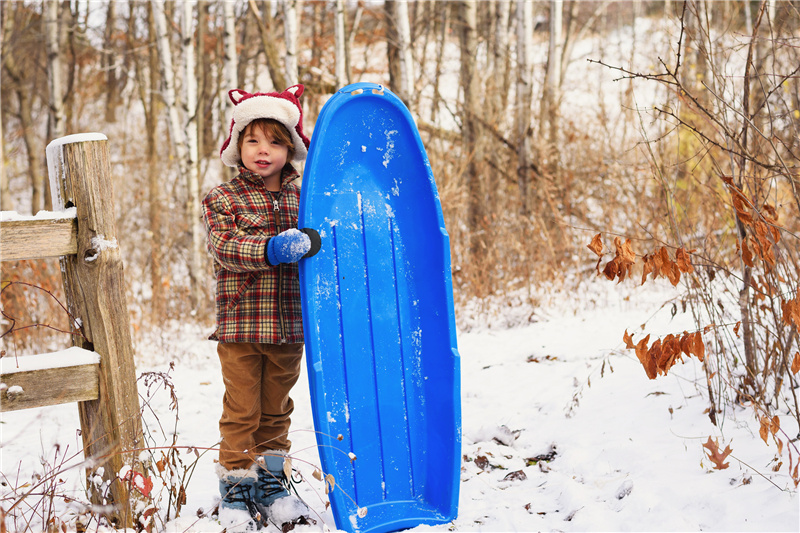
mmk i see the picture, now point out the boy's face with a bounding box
[240,123,289,186]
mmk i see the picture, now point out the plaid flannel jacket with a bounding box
[202,166,304,344]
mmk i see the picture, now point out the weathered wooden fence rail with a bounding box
[0,133,144,528]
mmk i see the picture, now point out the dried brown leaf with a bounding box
[587,233,604,257]
[623,330,635,349]
[759,415,780,444]
[702,437,732,470]
[666,261,681,286]
[641,254,654,285]
[603,259,619,281]
[675,248,694,274]
[324,473,336,494]
[615,237,636,265]
[741,237,755,267]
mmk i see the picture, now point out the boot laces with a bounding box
[258,466,303,499]
[258,469,287,500]
[222,480,253,505]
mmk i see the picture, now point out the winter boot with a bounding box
[255,452,315,530]
[216,465,260,531]
[254,453,290,506]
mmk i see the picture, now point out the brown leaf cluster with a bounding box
[781,290,800,331]
[702,437,732,470]
[640,246,695,286]
[759,415,780,445]
[588,234,636,282]
[587,234,694,286]
[723,176,782,270]
[624,329,705,380]
[792,352,800,375]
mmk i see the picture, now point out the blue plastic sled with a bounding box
[299,82,461,533]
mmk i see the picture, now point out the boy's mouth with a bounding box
[255,160,271,166]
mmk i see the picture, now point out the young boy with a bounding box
[202,84,319,529]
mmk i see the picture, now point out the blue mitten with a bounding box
[266,228,311,265]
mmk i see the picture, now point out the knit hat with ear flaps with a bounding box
[220,84,310,167]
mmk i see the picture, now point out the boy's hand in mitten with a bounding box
[300,228,322,258]
[266,228,311,265]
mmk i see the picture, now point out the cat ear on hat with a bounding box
[285,84,304,99]
[229,89,251,105]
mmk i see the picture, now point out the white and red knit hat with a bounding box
[220,84,310,167]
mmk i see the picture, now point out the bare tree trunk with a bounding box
[249,0,285,91]
[224,0,238,91]
[138,1,166,321]
[395,0,414,105]
[153,0,204,311]
[516,0,534,216]
[0,4,9,212]
[335,0,348,88]
[103,0,121,123]
[283,0,300,85]
[238,7,254,88]
[220,1,238,182]
[347,2,363,80]
[683,0,711,108]
[45,0,66,141]
[458,0,484,264]
[495,0,512,113]
[197,2,208,158]
[541,0,562,155]
[183,0,204,311]
[3,5,44,214]
[384,0,400,94]
[18,89,44,215]
[430,1,449,126]
[737,0,768,392]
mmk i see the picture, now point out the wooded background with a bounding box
[2,1,800,418]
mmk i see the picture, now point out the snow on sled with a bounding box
[299,82,461,533]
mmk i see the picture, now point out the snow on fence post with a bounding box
[47,133,145,527]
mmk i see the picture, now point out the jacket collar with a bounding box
[237,165,300,189]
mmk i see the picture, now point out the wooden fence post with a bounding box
[47,134,144,527]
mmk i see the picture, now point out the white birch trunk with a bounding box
[153,0,189,175]
[516,0,533,215]
[494,0,512,114]
[183,0,204,310]
[45,0,66,139]
[544,0,563,147]
[0,8,7,211]
[458,0,483,257]
[153,0,203,309]
[221,0,237,179]
[348,4,363,70]
[224,0,238,90]
[395,0,414,104]
[335,0,347,88]
[284,0,301,86]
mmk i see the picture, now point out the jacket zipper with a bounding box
[273,189,287,343]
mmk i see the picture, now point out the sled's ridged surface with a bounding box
[299,83,460,533]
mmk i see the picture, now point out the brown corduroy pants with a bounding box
[217,342,304,471]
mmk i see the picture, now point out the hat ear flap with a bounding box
[285,84,304,99]
[229,89,249,105]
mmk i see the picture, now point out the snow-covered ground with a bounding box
[2,278,797,532]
